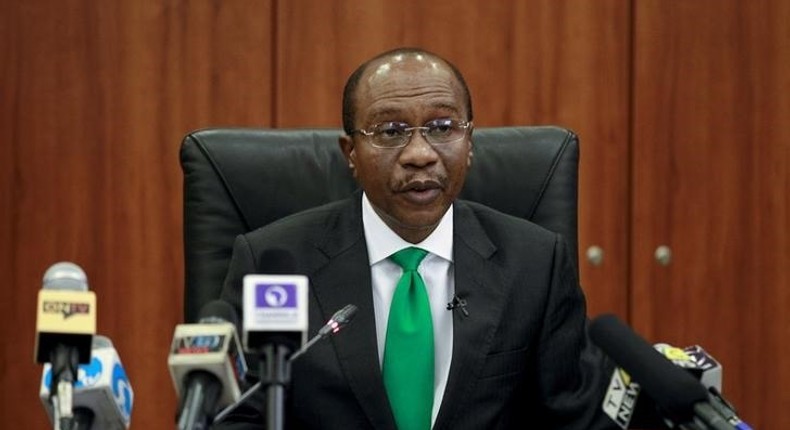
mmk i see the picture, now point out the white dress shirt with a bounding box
[361,193,455,427]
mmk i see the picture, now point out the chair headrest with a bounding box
[180,126,578,321]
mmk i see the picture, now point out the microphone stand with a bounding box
[214,335,324,424]
[214,333,331,424]
[213,304,358,427]
[261,344,291,430]
[50,344,79,430]
[177,371,222,430]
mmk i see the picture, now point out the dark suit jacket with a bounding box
[218,193,616,429]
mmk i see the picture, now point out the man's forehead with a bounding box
[352,52,468,120]
[364,53,454,85]
[370,52,444,73]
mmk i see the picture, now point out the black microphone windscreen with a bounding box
[198,300,240,328]
[589,314,709,422]
[333,304,358,325]
[258,249,298,274]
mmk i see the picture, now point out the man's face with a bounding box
[339,54,473,243]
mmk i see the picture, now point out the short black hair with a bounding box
[341,47,473,135]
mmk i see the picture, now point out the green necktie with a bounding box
[383,247,434,430]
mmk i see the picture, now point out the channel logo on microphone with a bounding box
[173,334,227,354]
[39,341,134,428]
[112,361,134,421]
[249,280,301,322]
[243,274,309,348]
[654,343,722,391]
[256,283,297,308]
[602,368,640,429]
[42,356,104,389]
[43,301,91,319]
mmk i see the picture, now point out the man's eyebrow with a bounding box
[429,102,462,114]
[367,102,462,120]
[366,107,403,121]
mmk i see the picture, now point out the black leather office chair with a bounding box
[180,126,579,322]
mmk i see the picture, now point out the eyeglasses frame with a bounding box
[349,119,473,149]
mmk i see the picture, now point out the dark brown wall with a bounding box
[1,0,786,428]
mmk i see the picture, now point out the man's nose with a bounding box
[398,130,439,166]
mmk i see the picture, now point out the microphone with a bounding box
[35,262,97,429]
[169,300,248,430]
[654,345,750,429]
[242,248,309,430]
[590,314,750,430]
[602,343,726,429]
[242,249,308,354]
[291,304,358,361]
[39,335,134,430]
[317,303,358,337]
[214,303,358,425]
[446,294,469,316]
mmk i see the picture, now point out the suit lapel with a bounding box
[307,198,507,430]
[434,202,508,430]
[309,195,398,430]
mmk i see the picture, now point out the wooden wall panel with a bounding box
[8,0,784,428]
[0,1,273,428]
[274,0,632,318]
[631,1,790,427]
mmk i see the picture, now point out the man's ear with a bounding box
[339,135,357,172]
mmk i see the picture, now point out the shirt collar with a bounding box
[361,192,454,265]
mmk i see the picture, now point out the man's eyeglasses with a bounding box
[349,119,472,149]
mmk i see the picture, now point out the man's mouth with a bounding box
[400,180,443,204]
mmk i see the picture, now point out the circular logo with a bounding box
[112,363,133,419]
[264,285,289,307]
[79,357,103,387]
[43,357,102,389]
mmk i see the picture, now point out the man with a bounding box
[217,48,615,429]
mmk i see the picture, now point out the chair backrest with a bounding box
[180,126,579,322]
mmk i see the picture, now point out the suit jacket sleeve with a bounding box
[536,235,616,430]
